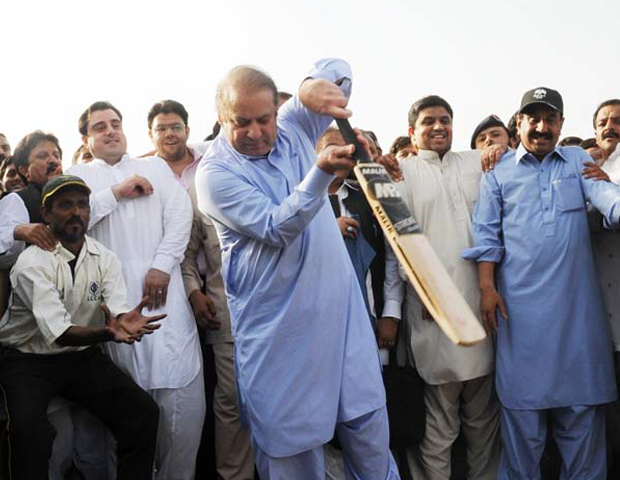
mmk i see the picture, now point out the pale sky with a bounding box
[2,0,619,166]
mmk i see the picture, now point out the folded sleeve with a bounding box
[462,171,505,263]
[12,265,73,345]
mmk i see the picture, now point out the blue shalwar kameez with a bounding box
[196,59,399,480]
[464,145,619,479]
[464,145,620,480]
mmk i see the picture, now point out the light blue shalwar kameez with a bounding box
[464,145,619,480]
[196,59,398,480]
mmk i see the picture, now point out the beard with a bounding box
[53,221,86,244]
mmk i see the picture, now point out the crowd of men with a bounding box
[0,58,619,480]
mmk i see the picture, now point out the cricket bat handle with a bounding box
[334,118,373,164]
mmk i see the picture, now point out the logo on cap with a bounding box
[533,89,547,100]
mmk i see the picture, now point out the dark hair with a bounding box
[147,99,189,129]
[558,136,583,147]
[389,136,412,155]
[277,91,292,103]
[580,138,598,150]
[78,101,123,136]
[0,154,14,178]
[408,95,453,127]
[507,111,518,140]
[204,121,221,141]
[316,127,342,153]
[593,99,620,128]
[13,131,62,182]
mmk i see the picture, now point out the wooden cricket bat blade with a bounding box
[352,163,486,346]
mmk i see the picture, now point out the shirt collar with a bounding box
[53,235,100,262]
[92,153,131,167]
[416,149,448,165]
[515,144,568,164]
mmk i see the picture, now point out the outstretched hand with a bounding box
[101,297,165,344]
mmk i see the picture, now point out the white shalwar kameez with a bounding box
[69,155,204,480]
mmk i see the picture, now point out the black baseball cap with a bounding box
[41,175,91,206]
[519,87,563,115]
[470,115,508,149]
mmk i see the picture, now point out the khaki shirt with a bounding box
[396,149,494,384]
[182,185,233,344]
[0,236,130,354]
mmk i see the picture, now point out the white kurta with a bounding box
[394,149,494,384]
[68,155,200,390]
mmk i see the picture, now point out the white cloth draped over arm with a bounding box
[0,194,28,268]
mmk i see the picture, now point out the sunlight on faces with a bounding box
[19,140,62,186]
[2,164,24,192]
[518,105,564,159]
[84,109,127,163]
[0,136,10,156]
[474,126,510,150]
[149,112,190,162]
[595,105,620,158]
[221,88,277,157]
[409,106,453,157]
[43,188,90,244]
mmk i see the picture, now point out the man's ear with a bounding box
[408,125,415,141]
[17,164,29,181]
[41,203,51,223]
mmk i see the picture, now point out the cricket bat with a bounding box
[336,119,486,346]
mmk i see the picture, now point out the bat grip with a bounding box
[334,118,373,164]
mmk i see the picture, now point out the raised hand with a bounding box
[117,296,166,336]
[112,174,154,200]
[299,78,352,119]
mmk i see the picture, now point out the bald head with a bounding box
[216,66,278,122]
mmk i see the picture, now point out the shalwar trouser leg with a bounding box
[413,374,499,480]
[150,369,206,480]
[212,341,254,480]
[253,406,400,480]
[498,405,606,480]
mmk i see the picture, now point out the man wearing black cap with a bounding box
[0,175,164,480]
[464,87,620,479]
[471,115,510,151]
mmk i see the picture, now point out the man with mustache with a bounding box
[587,98,620,479]
[465,87,620,479]
[68,101,202,480]
[0,131,63,264]
[0,174,163,480]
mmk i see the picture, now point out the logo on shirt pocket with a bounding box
[87,281,100,301]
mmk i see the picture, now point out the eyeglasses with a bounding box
[153,124,185,134]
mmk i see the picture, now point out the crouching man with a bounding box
[0,175,163,480]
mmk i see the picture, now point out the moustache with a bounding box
[530,132,552,140]
[46,163,61,175]
[603,131,620,140]
[66,218,85,227]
